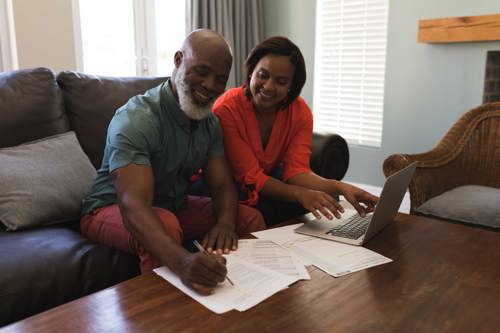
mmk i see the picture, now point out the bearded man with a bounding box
[80,29,266,295]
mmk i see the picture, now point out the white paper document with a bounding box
[252,222,392,277]
[252,223,316,265]
[154,255,297,314]
[229,239,310,280]
[287,237,392,277]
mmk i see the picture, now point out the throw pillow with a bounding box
[415,185,500,229]
[0,131,96,230]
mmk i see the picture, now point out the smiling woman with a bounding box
[211,36,378,226]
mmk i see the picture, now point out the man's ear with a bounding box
[174,51,183,68]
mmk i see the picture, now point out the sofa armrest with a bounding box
[310,133,349,181]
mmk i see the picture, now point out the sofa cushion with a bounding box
[0,226,140,326]
[0,67,70,148]
[0,131,96,230]
[57,71,167,168]
[415,185,500,229]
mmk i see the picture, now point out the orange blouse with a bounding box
[213,86,313,205]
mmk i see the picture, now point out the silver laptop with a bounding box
[295,162,417,245]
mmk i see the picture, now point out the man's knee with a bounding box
[237,204,266,234]
[152,207,184,243]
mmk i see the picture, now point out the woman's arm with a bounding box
[288,173,378,217]
[260,176,344,220]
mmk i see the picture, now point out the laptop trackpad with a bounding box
[300,217,344,232]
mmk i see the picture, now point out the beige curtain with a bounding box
[187,0,264,88]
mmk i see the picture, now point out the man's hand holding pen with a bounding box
[178,250,228,295]
[176,240,234,295]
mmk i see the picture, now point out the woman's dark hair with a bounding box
[244,36,306,109]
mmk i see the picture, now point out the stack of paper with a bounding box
[252,223,392,277]
[154,255,298,314]
[229,239,310,280]
[154,220,392,313]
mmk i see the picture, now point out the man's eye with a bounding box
[195,67,209,75]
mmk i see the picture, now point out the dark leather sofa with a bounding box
[0,67,349,327]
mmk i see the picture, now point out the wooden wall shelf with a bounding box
[418,13,500,43]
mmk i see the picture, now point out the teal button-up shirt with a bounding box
[82,79,224,215]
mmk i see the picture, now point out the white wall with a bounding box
[11,0,76,72]
[264,0,500,186]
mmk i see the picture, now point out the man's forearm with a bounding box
[119,200,189,272]
[209,182,238,226]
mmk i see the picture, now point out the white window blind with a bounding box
[313,0,389,148]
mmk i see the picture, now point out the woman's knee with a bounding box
[237,204,266,234]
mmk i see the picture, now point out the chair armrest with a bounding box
[384,102,500,212]
[310,133,349,181]
[383,153,460,213]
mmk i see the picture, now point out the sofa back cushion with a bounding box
[0,68,70,148]
[57,71,167,168]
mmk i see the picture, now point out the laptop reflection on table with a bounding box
[294,162,417,246]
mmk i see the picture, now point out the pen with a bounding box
[193,240,234,286]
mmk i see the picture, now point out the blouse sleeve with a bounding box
[282,101,313,182]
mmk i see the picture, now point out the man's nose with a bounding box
[201,75,217,92]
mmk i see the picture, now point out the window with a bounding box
[74,0,186,77]
[0,36,3,71]
[0,0,17,71]
[313,0,389,148]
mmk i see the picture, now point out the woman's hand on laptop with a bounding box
[336,183,379,217]
[295,188,345,220]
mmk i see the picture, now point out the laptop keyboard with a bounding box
[326,214,372,240]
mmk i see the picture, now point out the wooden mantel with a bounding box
[418,13,500,43]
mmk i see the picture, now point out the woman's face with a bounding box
[249,54,295,112]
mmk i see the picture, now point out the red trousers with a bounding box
[81,196,266,273]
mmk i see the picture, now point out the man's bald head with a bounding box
[171,29,233,120]
[181,29,233,61]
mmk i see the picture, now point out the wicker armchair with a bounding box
[383,102,500,214]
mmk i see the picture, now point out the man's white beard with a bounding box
[174,73,213,120]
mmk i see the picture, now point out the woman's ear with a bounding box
[174,51,183,68]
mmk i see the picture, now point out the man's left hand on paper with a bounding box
[202,222,238,255]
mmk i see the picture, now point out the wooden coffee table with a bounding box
[2,214,500,333]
